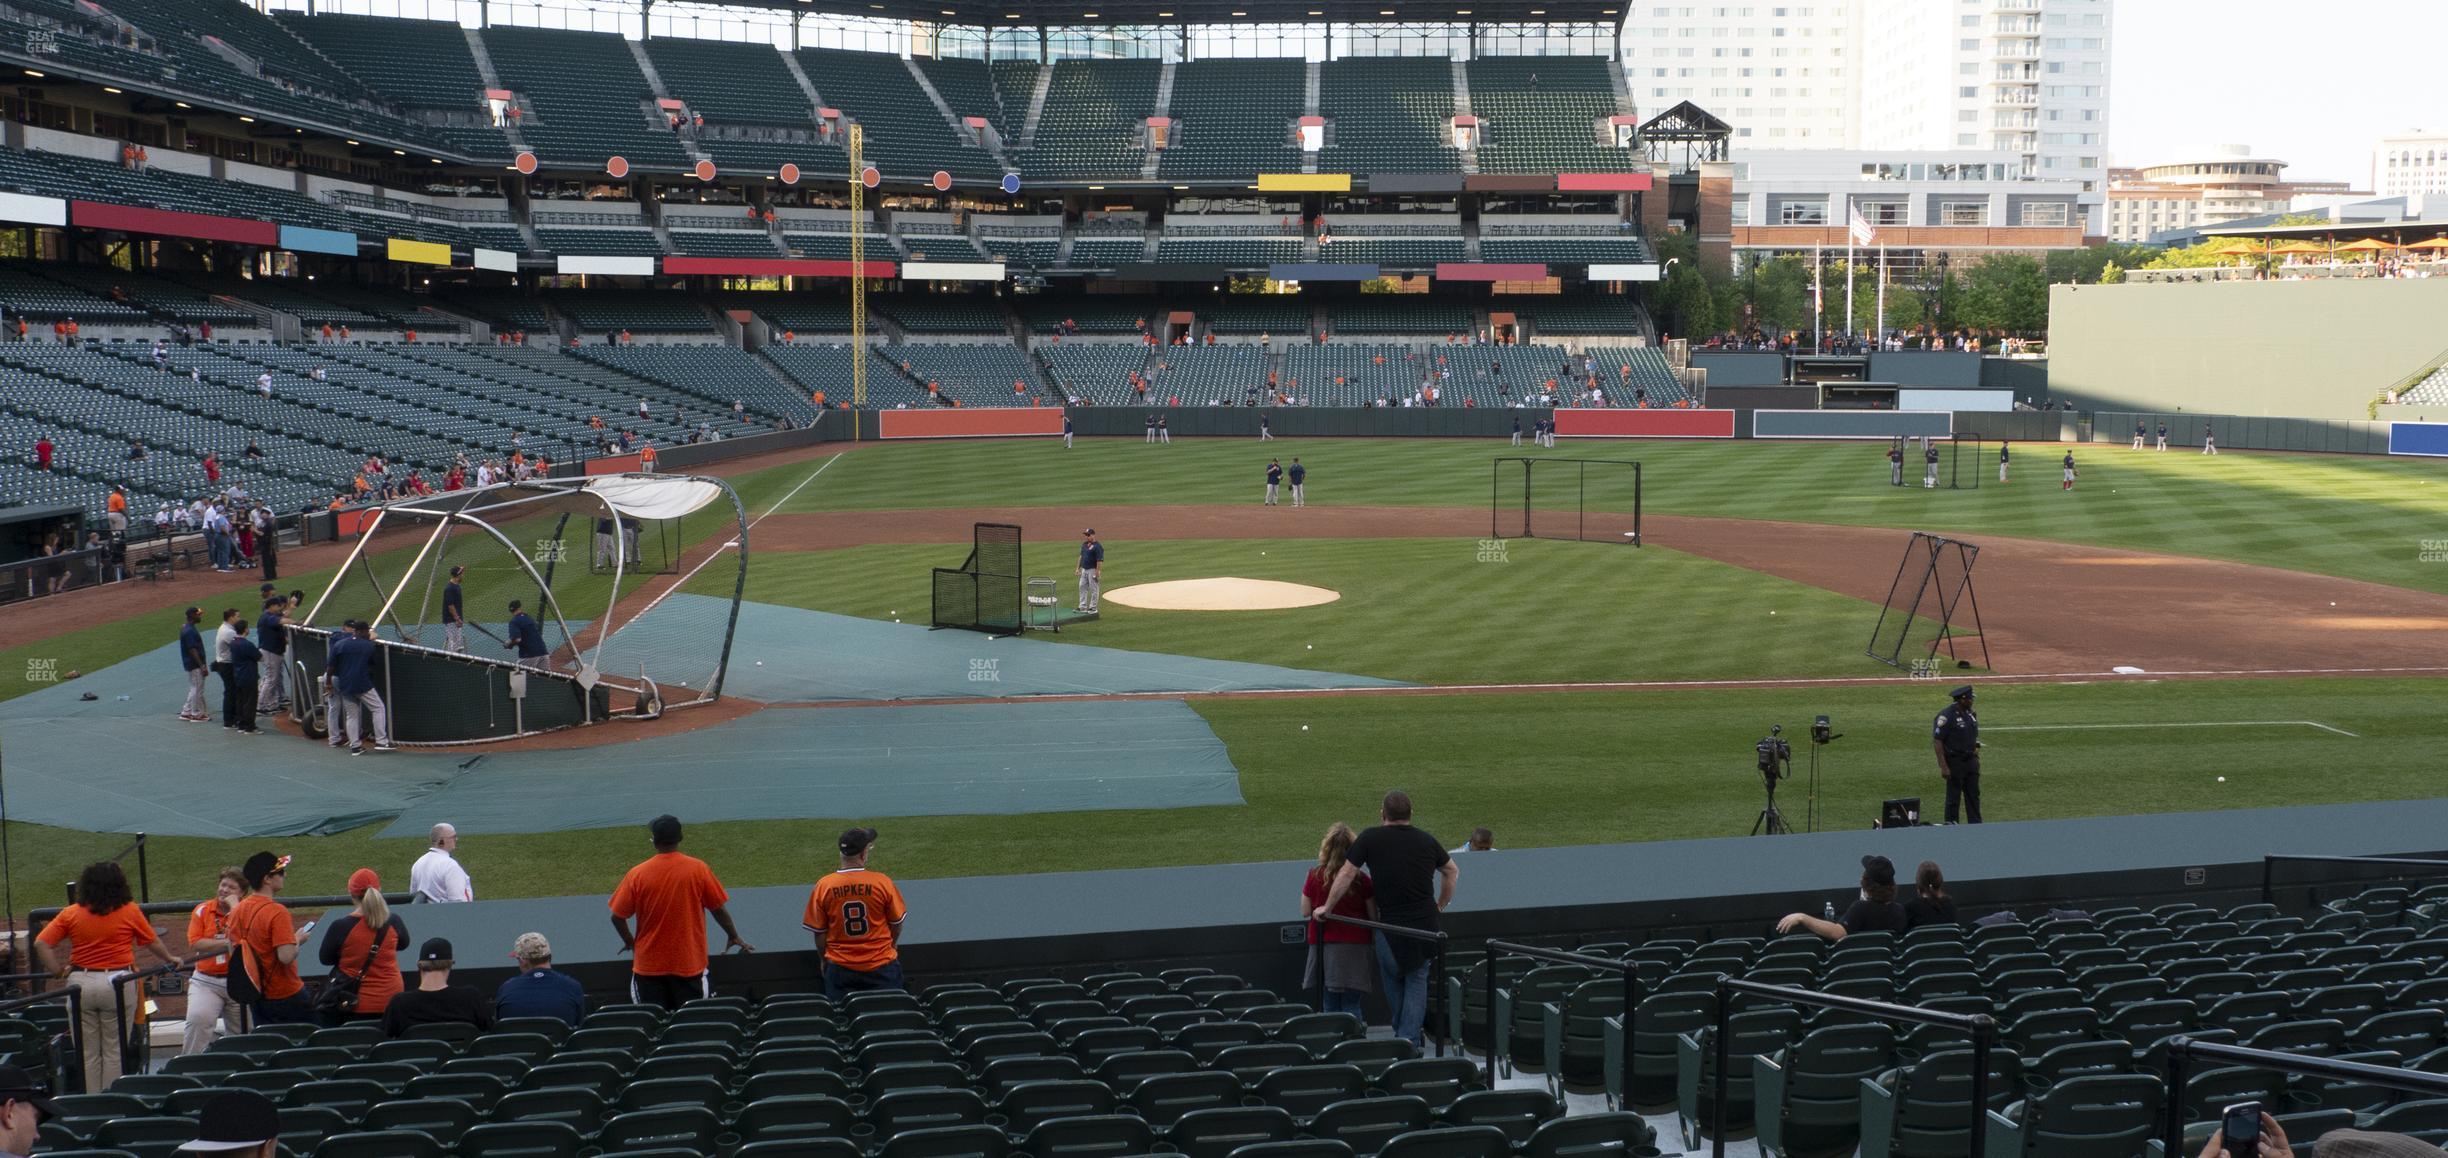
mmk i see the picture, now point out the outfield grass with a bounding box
[1,676,2438,904]
[704,536,1934,684]
[758,438,2448,593]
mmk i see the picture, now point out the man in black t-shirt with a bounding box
[1775,855,1908,942]
[1322,790,1457,1045]
[380,938,496,1038]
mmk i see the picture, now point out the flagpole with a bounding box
[1875,244,1888,350]
[1812,241,1823,354]
[1844,219,1856,343]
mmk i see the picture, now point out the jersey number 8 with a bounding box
[842,900,869,937]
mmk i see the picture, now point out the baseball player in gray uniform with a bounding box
[1077,529,1103,613]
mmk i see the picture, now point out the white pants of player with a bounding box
[1891,463,1903,486]
[183,668,206,717]
[2156,437,2167,451]
[1925,464,1939,487]
[1160,428,1169,443]
[1063,431,1073,448]
[2203,438,2217,455]
[257,650,285,710]
[1291,483,1304,507]
[1260,428,1273,440]
[519,654,549,671]
[1076,567,1099,612]
[1512,432,1522,446]
[338,688,389,748]
[1999,461,2009,483]
[623,528,639,565]
[444,621,465,653]
[1265,483,1279,505]
[595,532,617,568]
[2133,435,2144,449]
[183,971,229,1055]
[1146,428,1156,443]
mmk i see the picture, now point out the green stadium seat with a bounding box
[1171,1106,1299,1158]
[1980,1073,2162,1158]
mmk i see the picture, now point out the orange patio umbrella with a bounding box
[2334,237,2397,253]
[2402,236,2448,251]
[2267,241,2326,256]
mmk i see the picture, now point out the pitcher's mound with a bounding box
[1105,577,1342,611]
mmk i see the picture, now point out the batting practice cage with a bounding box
[288,475,748,744]
[1491,458,1643,544]
[933,522,1024,635]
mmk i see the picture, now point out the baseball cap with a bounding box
[1082,528,1095,536]
[241,852,290,888]
[449,565,464,577]
[1860,855,1897,885]
[649,814,683,846]
[839,826,879,857]
[1950,685,1976,700]
[418,938,454,964]
[2315,1131,2444,1158]
[176,1090,278,1151]
[346,868,380,898]
[343,618,369,631]
[0,1063,58,1118]
[512,932,552,963]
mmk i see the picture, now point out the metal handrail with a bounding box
[30,892,416,931]
[2161,1037,2448,1157]
[111,960,188,1077]
[0,985,82,1093]
[2261,854,2448,906]
[1711,978,1998,1158]
[1312,912,1451,1057]
[1481,939,1641,1098]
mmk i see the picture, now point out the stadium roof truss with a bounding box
[689,0,1628,29]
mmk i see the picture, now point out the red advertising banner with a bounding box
[70,201,277,246]
[1553,408,1737,439]
[585,453,645,475]
[661,256,900,279]
[878,408,1066,440]
[1433,263,1549,282]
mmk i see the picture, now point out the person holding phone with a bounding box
[2198,1106,2288,1158]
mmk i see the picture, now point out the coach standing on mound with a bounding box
[1077,529,1102,614]
[1932,685,1982,824]
[610,814,753,1009]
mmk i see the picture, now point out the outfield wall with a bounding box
[2048,280,2448,420]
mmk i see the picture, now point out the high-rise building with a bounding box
[2374,131,2448,197]
[1626,4,1859,147]
[1626,0,2113,231]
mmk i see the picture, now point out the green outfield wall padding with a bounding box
[1751,409,1956,439]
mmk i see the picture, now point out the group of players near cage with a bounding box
[174,564,562,753]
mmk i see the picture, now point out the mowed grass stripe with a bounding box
[734,439,2448,592]
[709,537,1944,685]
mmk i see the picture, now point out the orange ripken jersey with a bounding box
[802,869,908,971]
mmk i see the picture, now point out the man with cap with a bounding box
[178,607,210,722]
[504,600,549,670]
[229,852,316,1025]
[609,814,755,1010]
[1774,854,1910,942]
[440,566,466,653]
[254,594,289,716]
[323,619,391,755]
[0,1063,57,1156]
[379,938,494,1038]
[803,826,909,1002]
[174,1089,279,1156]
[496,932,586,1026]
[410,824,473,904]
[1076,529,1102,615]
[1932,684,1983,824]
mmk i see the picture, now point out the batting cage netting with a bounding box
[932,522,1025,634]
[1490,458,1644,544]
[292,475,747,744]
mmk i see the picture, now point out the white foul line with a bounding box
[621,454,843,630]
[1987,720,2361,738]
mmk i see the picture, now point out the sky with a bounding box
[2109,0,2448,186]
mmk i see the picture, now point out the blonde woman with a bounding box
[183,868,246,1052]
[313,869,407,1026]
[1299,823,1375,1018]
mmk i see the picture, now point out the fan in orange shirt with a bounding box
[37,861,178,1091]
[609,815,753,1009]
[801,826,908,1002]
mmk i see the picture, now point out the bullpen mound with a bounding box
[1106,577,1342,611]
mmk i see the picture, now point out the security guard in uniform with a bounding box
[1932,685,1982,823]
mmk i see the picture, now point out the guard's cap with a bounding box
[1951,685,1975,700]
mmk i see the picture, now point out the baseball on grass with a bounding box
[1301,725,1309,731]
[1305,644,1312,650]
[2217,776,2226,782]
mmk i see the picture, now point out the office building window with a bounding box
[2019,202,2069,227]
[1777,199,1827,224]
[1940,201,1988,226]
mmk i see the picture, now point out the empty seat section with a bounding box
[1160,59,1304,180]
[482,26,691,170]
[1022,59,1160,180]
[1318,58,1458,173]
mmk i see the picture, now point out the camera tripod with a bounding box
[1752,778,1790,836]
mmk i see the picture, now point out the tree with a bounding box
[1745,255,1811,334]
[2098,261,2125,284]
[1954,254,2047,332]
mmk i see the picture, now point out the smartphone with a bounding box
[2220,1101,2262,1157]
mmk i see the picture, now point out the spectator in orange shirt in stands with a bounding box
[320,323,334,342]
[811,390,825,406]
[609,815,752,1009]
[781,330,795,344]
[403,330,417,344]
[639,444,658,472]
[620,329,632,346]
[338,325,349,341]
[38,861,179,1090]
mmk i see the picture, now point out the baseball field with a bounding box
[3,435,2445,904]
